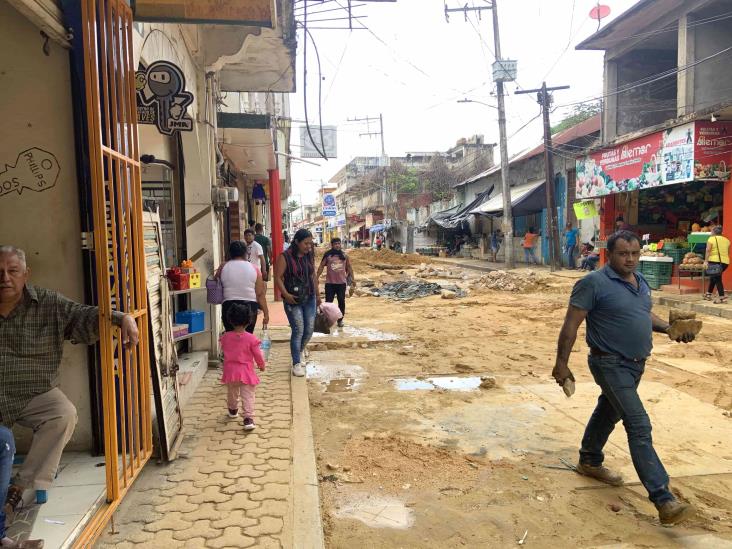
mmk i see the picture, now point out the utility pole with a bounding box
[446,1,515,268]
[516,82,569,272]
[348,114,389,221]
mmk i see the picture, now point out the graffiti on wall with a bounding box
[1,148,60,198]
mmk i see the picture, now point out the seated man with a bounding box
[579,243,600,271]
[0,246,138,517]
[1,427,43,548]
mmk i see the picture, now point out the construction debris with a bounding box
[416,264,468,280]
[667,310,703,340]
[471,270,549,293]
[367,280,467,301]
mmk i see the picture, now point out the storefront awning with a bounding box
[349,223,365,233]
[471,180,545,217]
[369,224,385,233]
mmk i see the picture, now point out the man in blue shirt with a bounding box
[564,222,579,269]
[552,230,697,526]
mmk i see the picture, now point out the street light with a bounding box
[457,98,498,110]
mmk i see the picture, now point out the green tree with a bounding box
[551,101,601,134]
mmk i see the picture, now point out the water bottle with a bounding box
[260,327,271,361]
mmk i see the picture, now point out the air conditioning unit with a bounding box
[211,187,230,210]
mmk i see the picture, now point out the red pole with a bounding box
[723,178,732,289]
[268,169,283,301]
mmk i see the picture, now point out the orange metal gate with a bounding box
[74,0,152,545]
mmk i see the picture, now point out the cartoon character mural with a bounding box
[136,61,194,136]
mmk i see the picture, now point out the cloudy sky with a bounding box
[288,0,639,205]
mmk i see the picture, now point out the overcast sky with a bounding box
[289,0,639,205]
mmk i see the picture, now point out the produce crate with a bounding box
[642,274,662,290]
[640,261,673,278]
[663,248,687,264]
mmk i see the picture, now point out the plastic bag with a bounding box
[319,302,343,326]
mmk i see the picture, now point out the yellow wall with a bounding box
[0,4,92,450]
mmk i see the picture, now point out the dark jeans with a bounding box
[283,294,317,365]
[565,244,577,269]
[580,354,673,505]
[325,283,347,318]
[0,426,15,538]
[222,300,258,333]
[707,262,728,297]
[581,255,600,271]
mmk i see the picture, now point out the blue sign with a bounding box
[322,193,337,217]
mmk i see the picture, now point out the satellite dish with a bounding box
[589,4,611,30]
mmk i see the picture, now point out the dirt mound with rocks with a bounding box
[471,269,551,293]
[345,248,425,270]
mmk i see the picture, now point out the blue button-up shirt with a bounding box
[570,265,653,360]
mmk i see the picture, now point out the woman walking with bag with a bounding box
[274,229,321,377]
[704,225,730,304]
[219,240,269,332]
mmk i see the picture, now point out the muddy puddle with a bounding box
[312,325,400,341]
[334,492,414,529]
[393,376,483,391]
[307,361,367,392]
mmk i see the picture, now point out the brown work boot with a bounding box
[657,499,696,526]
[1,538,45,548]
[575,462,624,486]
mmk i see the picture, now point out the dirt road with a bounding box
[307,249,732,548]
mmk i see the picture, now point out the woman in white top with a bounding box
[218,240,270,333]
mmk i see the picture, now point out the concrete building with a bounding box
[0,0,294,544]
[576,0,732,289]
[445,116,601,263]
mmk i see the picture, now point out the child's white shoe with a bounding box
[243,417,256,430]
[227,409,238,419]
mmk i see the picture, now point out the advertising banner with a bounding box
[576,121,732,199]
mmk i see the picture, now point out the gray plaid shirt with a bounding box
[0,285,124,426]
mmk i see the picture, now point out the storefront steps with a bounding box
[652,293,732,320]
[6,453,106,548]
[177,351,210,408]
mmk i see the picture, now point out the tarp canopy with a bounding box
[427,185,495,229]
[369,224,385,233]
[471,180,545,217]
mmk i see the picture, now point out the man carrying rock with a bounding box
[552,231,697,526]
[0,246,139,520]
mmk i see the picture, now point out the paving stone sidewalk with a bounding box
[97,346,304,548]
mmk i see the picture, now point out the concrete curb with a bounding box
[289,358,326,549]
[653,295,732,319]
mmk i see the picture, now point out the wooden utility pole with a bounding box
[445,1,515,268]
[516,82,569,271]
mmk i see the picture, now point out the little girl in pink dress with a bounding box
[220,303,266,430]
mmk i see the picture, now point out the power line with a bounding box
[301,4,327,159]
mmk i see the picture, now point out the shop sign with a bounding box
[133,0,274,27]
[576,121,732,199]
[336,214,346,227]
[136,61,194,136]
[322,193,337,217]
[1,148,60,198]
[572,200,598,220]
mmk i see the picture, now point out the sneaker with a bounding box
[292,363,306,377]
[227,409,238,419]
[337,319,344,328]
[243,417,256,431]
[657,499,696,526]
[575,462,624,486]
[1,538,45,548]
[4,484,24,517]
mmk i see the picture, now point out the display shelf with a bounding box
[639,256,673,262]
[169,287,206,297]
[173,329,212,343]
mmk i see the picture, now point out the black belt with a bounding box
[589,348,644,363]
